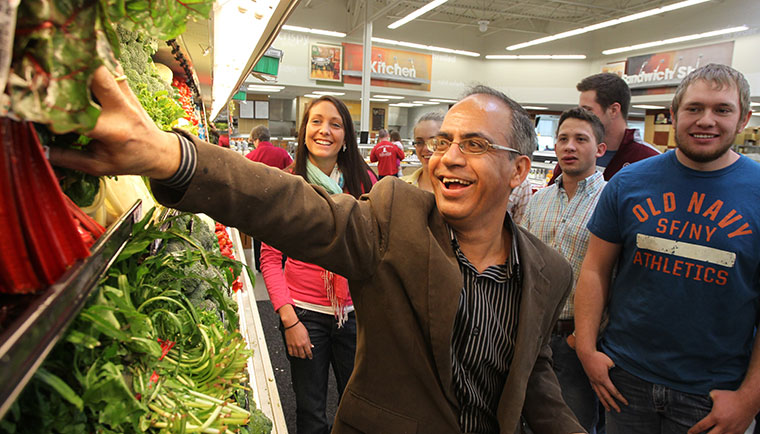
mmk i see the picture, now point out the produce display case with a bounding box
[228,227,288,433]
[0,200,142,419]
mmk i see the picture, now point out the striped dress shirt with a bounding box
[450,221,521,434]
[523,171,606,320]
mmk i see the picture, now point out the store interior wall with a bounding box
[259,0,760,142]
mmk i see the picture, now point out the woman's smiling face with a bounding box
[305,100,345,168]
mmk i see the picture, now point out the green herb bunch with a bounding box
[8,0,213,134]
[0,210,270,434]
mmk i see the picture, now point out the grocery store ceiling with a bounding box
[172,0,759,110]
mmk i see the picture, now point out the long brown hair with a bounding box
[293,96,373,198]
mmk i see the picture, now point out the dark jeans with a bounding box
[550,334,599,432]
[280,308,357,434]
[606,366,712,434]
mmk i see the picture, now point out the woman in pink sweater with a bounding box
[260,96,376,434]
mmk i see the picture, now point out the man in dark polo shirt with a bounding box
[549,73,660,185]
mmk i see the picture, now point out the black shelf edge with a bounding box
[0,200,142,419]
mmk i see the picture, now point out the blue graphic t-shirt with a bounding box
[587,150,760,394]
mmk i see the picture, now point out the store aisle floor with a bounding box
[252,269,340,433]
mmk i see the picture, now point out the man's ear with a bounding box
[596,142,607,158]
[510,155,531,189]
[608,102,622,120]
[737,109,752,134]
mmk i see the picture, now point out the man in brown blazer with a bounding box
[53,66,585,434]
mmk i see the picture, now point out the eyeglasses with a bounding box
[425,137,521,155]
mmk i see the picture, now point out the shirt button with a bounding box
[473,327,480,336]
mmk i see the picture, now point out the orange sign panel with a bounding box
[342,43,432,91]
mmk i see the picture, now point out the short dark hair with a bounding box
[294,96,373,198]
[577,73,631,118]
[250,125,270,142]
[557,107,605,144]
[672,63,751,121]
[461,85,536,158]
[390,130,401,142]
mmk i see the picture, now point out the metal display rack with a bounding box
[0,201,142,419]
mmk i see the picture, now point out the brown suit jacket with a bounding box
[153,138,585,434]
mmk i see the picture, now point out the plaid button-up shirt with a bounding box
[523,171,606,319]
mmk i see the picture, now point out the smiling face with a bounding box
[413,119,440,172]
[672,79,751,171]
[305,101,346,171]
[429,94,528,230]
[555,117,606,180]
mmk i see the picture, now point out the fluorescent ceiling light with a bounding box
[632,104,666,109]
[751,102,760,107]
[430,98,457,103]
[507,0,709,51]
[370,98,390,102]
[282,25,346,38]
[248,85,285,92]
[486,54,586,60]
[603,26,748,55]
[372,37,480,57]
[391,103,416,107]
[413,101,440,105]
[374,95,405,99]
[629,112,645,116]
[282,136,296,140]
[313,91,345,96]
[388,0,448,29]
[752,112,760,116]
[523,106,548,110]
[304,94,321,98]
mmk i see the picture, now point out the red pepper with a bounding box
[0,118,40,293]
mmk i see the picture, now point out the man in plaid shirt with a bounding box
[523,107,607,432]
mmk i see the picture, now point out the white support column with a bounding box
[359,3,372,143]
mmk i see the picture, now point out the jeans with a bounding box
[550,334,599,432]
[281,308,357,434]
[606,366,712,434]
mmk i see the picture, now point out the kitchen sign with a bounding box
[342,42,432,91]
[623,42,734,90]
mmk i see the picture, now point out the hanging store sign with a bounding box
[623,42,734,90]
[342,43,432,91]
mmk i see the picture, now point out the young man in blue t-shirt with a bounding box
[575,63,760,434]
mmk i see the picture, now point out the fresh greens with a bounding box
[9,0,213,134]
[0,210,270,433]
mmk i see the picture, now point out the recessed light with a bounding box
[632,104,666,109]
[507,0,710,50]
[372,37,480,57]
[313,91,345,96]
[387,0,449,29]
[486,55,586,60]
[602,26,748,55]
[282,25,346,38]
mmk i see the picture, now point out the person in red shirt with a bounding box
[369,129,405,179]
[244,126,293,270]
[244,125,292,169]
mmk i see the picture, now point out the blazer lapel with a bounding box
[426,212,462,407]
